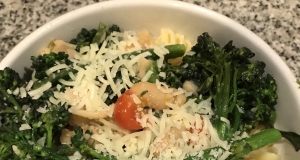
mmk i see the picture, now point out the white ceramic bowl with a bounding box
[1,0,300,158]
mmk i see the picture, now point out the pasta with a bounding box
[244,145,280,160]
[155,28,192,50]
[155,28,192,66]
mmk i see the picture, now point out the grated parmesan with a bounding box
[46,64,69,75]
[27,82,52,98]
[27,29,232,160]
[13,87,20,95]
[141,70,153,82]
[37,107,48,113]
[19,124,32,131]
[37,136,46,146]
[131,94,141,104]
[12,145,21,155]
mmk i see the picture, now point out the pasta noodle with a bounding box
[244,145,280,160]
[154,28,192,66]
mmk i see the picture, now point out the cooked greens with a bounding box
[161,33,278,139]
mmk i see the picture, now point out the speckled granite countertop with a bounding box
[0,0,299,77]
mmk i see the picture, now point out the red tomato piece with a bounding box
[113,90,143,131]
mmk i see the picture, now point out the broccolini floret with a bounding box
[0,68,24,107]
[160,32,300,157]
[106,24,121,36]
[40,104,71,148]
[0,67,25,125]
[70,28,98,51]
[70,23,121,51]
[161,32,278,136]
[31,52,72,80]
[0,59,74,159]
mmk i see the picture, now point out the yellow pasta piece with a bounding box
[244,145,281,160]
[154,28,192,66]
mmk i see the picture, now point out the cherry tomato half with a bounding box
[113,90,143,131]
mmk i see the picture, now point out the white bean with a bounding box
[130,82,186,110]
[183,80,198,95]
[39,40,76,58]
[69,108,108,119]
[60,129,75,145]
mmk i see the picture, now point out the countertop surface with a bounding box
[0,0,299,78]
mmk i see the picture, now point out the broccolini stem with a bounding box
[0,107,20,114]
[92,22,107,44]
[80,145,117,160]
[228,69,238,112]
[246,129,281,149]
[231,107,241,135]
[229,129,282,159]
[219,62,231,118]
[45,125,53,148]
[213,62,231,140]
[147,61,159,83]
[230,69,240,135]
[197,76,213,94]
[164,44,186,59]
[0,85,22,115]
[129,44,186,61]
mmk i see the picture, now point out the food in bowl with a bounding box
[0,21,300,160]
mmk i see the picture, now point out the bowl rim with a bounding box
[1,0,299,109]
[0,1,292,68]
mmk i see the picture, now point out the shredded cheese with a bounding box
[19,124,31,131]
[27,82,52,98]
[12,145,21,155]
[33,29,232,160]
[46,64,69,75]
[141,70,153,82]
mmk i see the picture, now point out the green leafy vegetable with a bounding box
[280,131,300,151]
[161,32,278,138]
[146,60,159,83]
[31,52,72,80]
[70,28,97,51]
[92,22,107,44]
[0,67,24,116]
[128,44,186,61]
[160,32,300,157]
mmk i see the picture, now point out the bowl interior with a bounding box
[1,0,300,158]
